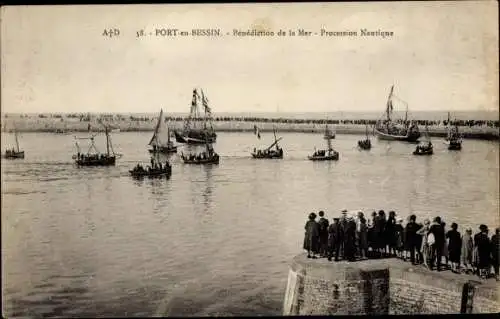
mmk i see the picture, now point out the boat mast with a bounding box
[106,126,110,156]
[15,130,20,152]
[273,126,278,149]
[386,85,394,122]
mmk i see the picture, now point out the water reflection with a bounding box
[202,165,214,215]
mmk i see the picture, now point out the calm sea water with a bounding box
[2,132,499,317]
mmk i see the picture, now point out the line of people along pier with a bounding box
[303,210,499,281]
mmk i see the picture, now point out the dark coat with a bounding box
[328,222,342,248]
[303,220,320,253]
[446,229,462,263]
[404,221,421,248]
[474,232,490,268]
[428,223,445,247]
[318,217,330,243]
[385,216,396,246]
[491,234,499,265]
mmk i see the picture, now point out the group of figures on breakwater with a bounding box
[303,210,500,281]
[4,86,472,165]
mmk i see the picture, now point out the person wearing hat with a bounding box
[446,222,462,273]
[303,212,320,259]
[473,224,491,279]
[318,211,330,258]
[327,217,343,262]
[428,216,445,271]
[394,218,405,259]
[491,228,499,281]
[343,216,357,262]
[461,227,474,273]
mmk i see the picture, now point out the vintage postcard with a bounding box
[1,2,498,317]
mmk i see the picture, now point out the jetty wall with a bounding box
[2,117,499,140]
[283,254,500,315]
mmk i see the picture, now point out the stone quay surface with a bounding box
[283,253,500,315]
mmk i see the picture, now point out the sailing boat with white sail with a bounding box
[4,127,25,159]
[149,109,177,154]
[374,85,421,142]
[174,88,217,144]
[444,112,462,151]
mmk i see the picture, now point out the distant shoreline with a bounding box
[2,118,498,141]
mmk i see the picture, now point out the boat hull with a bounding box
[129,168,172,179]
[75,155,116,166]
[357,140,372,150]
[251,151,283,159]
[375,129,421,142]
[174,130,217,144]
[181,154,219,165]
[308,154,339,161]
[444,139,462,150]
[413,149,433,156]
[4,151,24,159]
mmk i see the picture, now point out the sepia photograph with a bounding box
[1,1,499,317]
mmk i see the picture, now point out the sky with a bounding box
[1,2,498,114]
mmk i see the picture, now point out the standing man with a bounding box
[318,211,329,257]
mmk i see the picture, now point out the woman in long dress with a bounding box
[446,222,462,273]
[416,219,431,268]
[303,212,320,259]
[473,224,491,279]
[461,228,474,273]
[441,221,449,268]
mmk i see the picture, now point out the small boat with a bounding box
[308,149,339,161]
[181,139,220,165]
[175,88,217,144]
[129,159,172,179]
[251,126,284,159]
[73,126,118,166]
[4,128,25,159]
[413,126,433,156]
[308,132,339,161]
[148,109,177,154]
[358,124,372,150]
[443,112,462,151]
[374,85,421,142]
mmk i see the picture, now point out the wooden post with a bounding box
[460,280,478,314]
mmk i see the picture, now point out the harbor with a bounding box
[2,129,498,316]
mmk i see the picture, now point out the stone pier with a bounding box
[283,253,500,315]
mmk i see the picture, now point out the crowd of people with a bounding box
[303,210,500,281]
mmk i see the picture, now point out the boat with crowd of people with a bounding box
[357,124,372,150]
[251,126,284,159]
[174,88,217,144]
[444,112,463,151]
[73,125,119,166]
[181,138,220,164]
[374,85,421,143]
[413,126,433,156]
[308,131,339,161]
[129,156,172,179]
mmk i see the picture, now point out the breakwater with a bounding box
[2,116,498,140]
[283,254,499,315]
